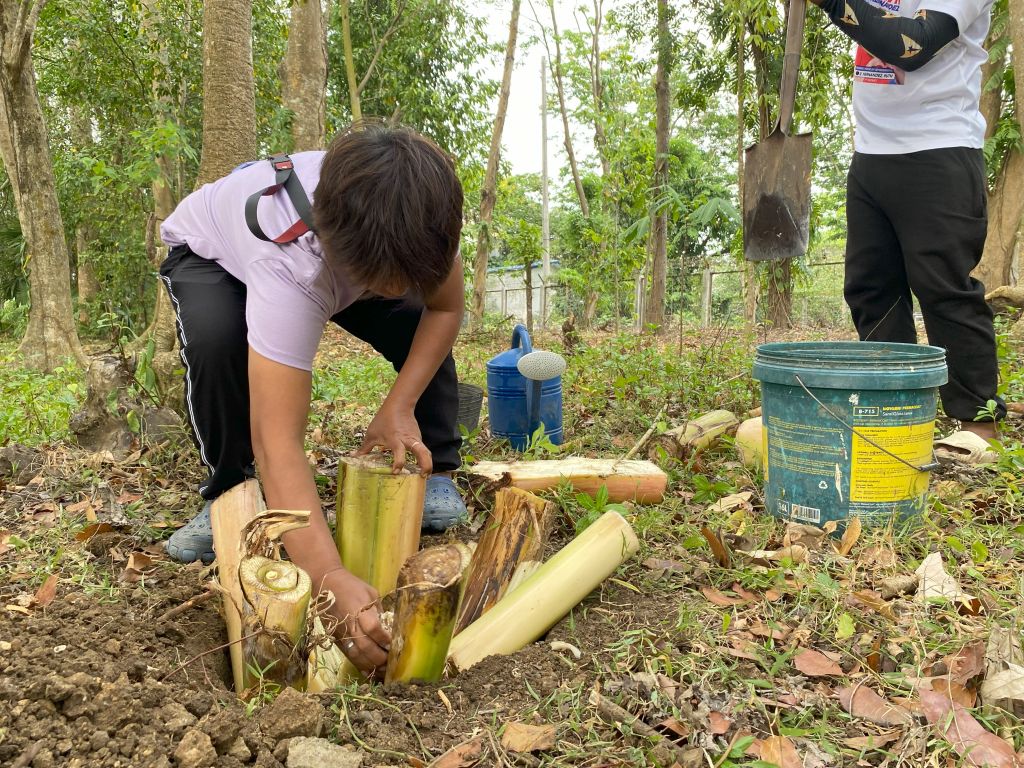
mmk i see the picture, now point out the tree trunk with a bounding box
[0,2,85,371]
[764,258,793,329]
[547,1,588,219]
[738,21,758,325]
[643,0,670,331]
[524,258,533,336]
[339,0,362,122]
[974,2,1024,291]
[197,0,257,186]
[977,150,1024,290]
[132,0,180,358]
[470,0,521,328]
[282,0,327,151]
[979,40,1005,141]
[70,108,98,326]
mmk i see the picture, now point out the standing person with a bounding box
[811,0,1006,448]
[158,123,468,674]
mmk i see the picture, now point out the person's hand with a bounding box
[321,569,391,675]
[355,401,432,475]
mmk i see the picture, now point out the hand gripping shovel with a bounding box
[743,0,812,262]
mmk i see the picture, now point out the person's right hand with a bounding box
[321,569,391,675]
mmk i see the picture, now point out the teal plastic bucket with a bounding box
[752,342,947,528]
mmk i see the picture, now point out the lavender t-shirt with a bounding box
[160,151,364,371]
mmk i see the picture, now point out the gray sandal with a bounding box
[165,501,215,565]
[422,475,467,533]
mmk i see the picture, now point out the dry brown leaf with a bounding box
[707,492,753,514]
[701,587,749,607]
[33,574,58,607]
[849,589,896,619]
[838,517,862,556]
[658,717,689,739]
[757,735,801,768]
[642,558,687,573]
[838,685,914,726]
[764,588,784,602]
[919,688,1020,767]
[500,722,556,753]
[981,664,1024,706]
[738,545,808,566]
[428,737,484,767]
[700,526,731,568]
[708,711,731,735]
[74,522,115,542]
[731,583,760,602]
[860,545,898,569]
[945,641,987,685]
[750,622,790,641]
[784,522,827,549]
[842,730,901,750]
[0,529,12,557]
[794,649,844,677]
[932,677,977,708]
[916,552,980,613]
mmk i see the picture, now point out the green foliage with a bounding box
[570,485,627,534]
[0,359,82,445]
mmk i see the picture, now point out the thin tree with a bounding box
[338,0,409,124]
[975,3,1023,291]
[470,0,521,328]
[132,0,182,358]
[534,0,595,322]
[197,0,257,186]
[282,0,328,151]
[0,0,85,370]
[643,0,671,330]
[148,0,257,396]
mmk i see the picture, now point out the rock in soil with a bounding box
[286,737,364,768]
[258,688,324,742]
[173,729,217,768]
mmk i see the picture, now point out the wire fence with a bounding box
[484,261,854,330]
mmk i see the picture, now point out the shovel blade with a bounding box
[743,131,813,262]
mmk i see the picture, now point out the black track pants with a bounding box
[844,148,1006,423]
[159,245,461,500]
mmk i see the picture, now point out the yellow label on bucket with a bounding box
[849,421,933,503]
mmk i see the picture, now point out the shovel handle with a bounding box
[778,0,807,135]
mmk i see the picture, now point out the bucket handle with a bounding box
[793,375,940,473]
[510,324,533,354]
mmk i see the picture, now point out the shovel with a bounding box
[743,0,812,262]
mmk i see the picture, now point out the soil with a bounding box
[0,439,684,768]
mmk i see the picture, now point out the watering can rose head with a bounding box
[516,350,567,381]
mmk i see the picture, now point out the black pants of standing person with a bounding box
[159,244,461,500]
[844,147,1007,423]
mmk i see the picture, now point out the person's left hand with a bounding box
[355,402,432,474]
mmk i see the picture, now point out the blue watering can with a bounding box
[486,325,565,450]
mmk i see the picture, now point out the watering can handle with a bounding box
[510,324,533,354]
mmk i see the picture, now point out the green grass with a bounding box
[0,349,82,445]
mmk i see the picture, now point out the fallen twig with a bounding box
[155,585,215,623]
[590,688,696,767]
[623,405,666,460]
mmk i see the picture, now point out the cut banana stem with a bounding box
[239,556,311,692]
[455,488,554,635]
[448,511,639,671]
[335,455,425,594]
[384,545,464,685]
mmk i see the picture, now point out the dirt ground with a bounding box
[2,326,1023,768]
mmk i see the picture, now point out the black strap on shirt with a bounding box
[244,154,317,244]
[819,0,959,72]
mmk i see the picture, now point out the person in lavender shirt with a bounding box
[158,123,466,674]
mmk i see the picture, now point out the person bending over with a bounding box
[158,123,468,674]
